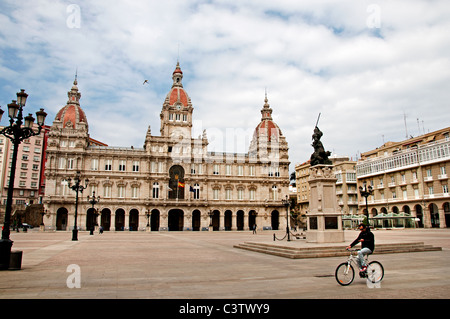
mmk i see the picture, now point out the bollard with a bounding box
[9,250,23,270]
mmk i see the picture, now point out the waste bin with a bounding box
[9,250,23,270]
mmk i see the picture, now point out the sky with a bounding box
[1,0,449,173]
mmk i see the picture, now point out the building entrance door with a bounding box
[115,209,125,231]
[56,208,68,230]
[168,209,184,231]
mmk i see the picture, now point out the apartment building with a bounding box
[0,124,50,206]
[356,127,450,228]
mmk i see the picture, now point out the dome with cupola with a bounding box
[163,62,192,109]
[252,94,283,143]
[54,77,88,130]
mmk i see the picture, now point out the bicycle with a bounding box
[335,249,384,286]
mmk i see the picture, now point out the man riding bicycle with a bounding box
[346,223,375,272]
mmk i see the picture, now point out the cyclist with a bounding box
[346,223,375,272]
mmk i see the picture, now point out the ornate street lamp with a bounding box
[0,89,47,270]
[66,171,89,241]
[281,195,291,241]
[359,182,373,225]
[146,210,152,232]
[87,191,100,235]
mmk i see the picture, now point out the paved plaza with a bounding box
[1,228,450,301]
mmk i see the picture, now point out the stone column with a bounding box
[306,165,344,243]
[110,212,116,231]
[243,212,249,231]
[439,208,446,228]
[231,212,237,231]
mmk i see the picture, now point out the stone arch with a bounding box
[56,207,68,230]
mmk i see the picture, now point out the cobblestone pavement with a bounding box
[0,228,449,301]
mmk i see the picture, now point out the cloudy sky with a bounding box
[1,0,449,171]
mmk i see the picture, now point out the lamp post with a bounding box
[0,89,47,270]
[281,195,291,241]
[359,182,373,225]
[87,191,100,235]
[66,171,89,241]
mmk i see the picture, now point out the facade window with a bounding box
[183,114,187,122]
[118,186,125,198]
[249,166,255,176]
[403,190,408,200]
[213,189,219,200]
[132,161,139,172]
[238,165,243,176]
[226,165,232,175]
[103,185,111,198]
[105,159,112,171]
[152,182,159,199]
[249,189,255,200]
[414,188,420,199]
[237,189,244,200]
[58,158,66,169]
[226,189,232,200]
[91,159,99,171]
[132,186,139,198]
[272,185,278,200]
[428,186,434,196]
[213,164,220,175]
[443,185,449,194]
[119,160,126,171]
[193,183,200,199]
[68,158,75,170]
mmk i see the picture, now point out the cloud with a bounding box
[1,0,449,171]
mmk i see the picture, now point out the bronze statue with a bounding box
[310,114,332,166]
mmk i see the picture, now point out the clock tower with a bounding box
[160,62,193,140]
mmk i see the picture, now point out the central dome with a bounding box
[54,77,88,130]
[164,62,192,108]
[252,94,282,143]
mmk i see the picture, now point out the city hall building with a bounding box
[43,63,290,232]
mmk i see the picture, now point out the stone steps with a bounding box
[233,241,442,259]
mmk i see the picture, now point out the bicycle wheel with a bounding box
[367,261,384,283]
[335,262,355,286]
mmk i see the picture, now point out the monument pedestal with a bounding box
[306,165,344,243]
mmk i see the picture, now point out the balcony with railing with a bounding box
[356,139,450,178]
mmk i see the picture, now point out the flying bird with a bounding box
[143,80,149,85]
